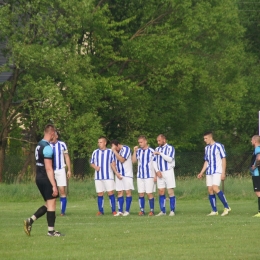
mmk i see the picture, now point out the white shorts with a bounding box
[115,176,134,191]
[157,168,176,189]
[95,179,115,193]
[137,178,155,194]
[54,168,67,187]
[206,173,221,187]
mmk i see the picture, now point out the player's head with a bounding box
[111,139,121,151]
[157,134,166,147]
[51,131,59,144]
[203,131,214,145]
[44,124,56,142]
[138,135,148,149]
[251,135,260,147]
[98,136,107,150]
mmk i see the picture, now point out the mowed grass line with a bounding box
[0,198,259,260]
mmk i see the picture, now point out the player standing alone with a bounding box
[24,124,64,236]
[250,135,260,217]
[197,131,231,216]
[51,131,71,216]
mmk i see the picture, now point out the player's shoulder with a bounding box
[255,146,260,154]
[39,139,50,147]
[57,140,67,146]
[215,142,225,148]
[148,147,155,152]
[92,148,100,154]
[166,143,174,149]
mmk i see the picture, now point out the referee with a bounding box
[51,131,71,216]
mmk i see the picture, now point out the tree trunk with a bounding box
[0,145,5,182]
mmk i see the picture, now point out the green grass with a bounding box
[0,177,259,259]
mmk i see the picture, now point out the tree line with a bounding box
[0,0,259,182]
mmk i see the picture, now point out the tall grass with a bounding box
[0,176,255,202]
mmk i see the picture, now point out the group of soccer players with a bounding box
[90,134,176,216]
[90,132,232,217]
[25,125,260,237]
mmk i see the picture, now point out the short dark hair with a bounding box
[138,135,147,140]
[44,124,55,133]
[158,134,166,139]
[203,131,213,137]
[111,139,120,146]
[98,136,107,142]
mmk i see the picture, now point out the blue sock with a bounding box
[98,196,104,213]
[217,191,229,208]
[118,197,124,213]
[109,194,116,212]
[169,196,176,212]
[159,195,166,213]
[209,194,217,212]
[60,197,67,214]
[126,196,132,212]
[149,198,154,212]
[139,197,145,212]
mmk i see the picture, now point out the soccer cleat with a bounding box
[169,211,175,216]
[221,207,231,217]
[60,213,65,216]
[123,211,130,217]
[112,211,117,216]
[207,211,218,216]
[23,219,32,236]
[253,212,260,217]
[114,212,123,216]
[138,211,145,216]
[156,211,166,216]
[47,231,64,237]
[96,211,104,216]
[148,211,155,216]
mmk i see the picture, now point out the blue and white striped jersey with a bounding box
[91,149,114,180]
[136,147,155,179]
[113,145,133,178]
[51,141,68,170]
[153,143,175,172]
[204,142,226,175]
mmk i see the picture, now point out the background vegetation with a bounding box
[1,0,260,182]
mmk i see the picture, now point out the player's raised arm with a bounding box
[132,146,138,163]
[111,144,126,163]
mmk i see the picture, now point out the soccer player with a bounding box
[51,131,71,216]
[250,135,260,217]
[23,124,64,237]
[197,131,231,216]
[110,140,134,217]
[132,135,155,216]
[90,136,116,216]
[153,134,176,216]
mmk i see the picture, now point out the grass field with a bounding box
[0,177,259,260]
